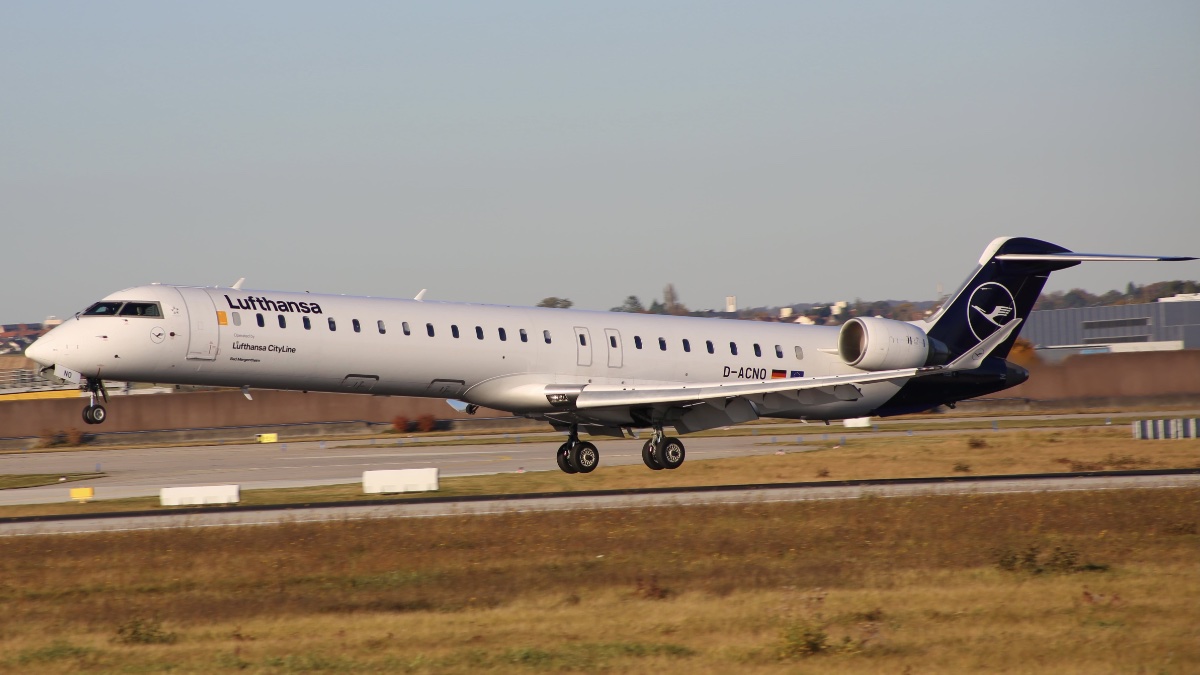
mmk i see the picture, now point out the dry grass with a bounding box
[0,488,1197,673]
[0,473,104,490]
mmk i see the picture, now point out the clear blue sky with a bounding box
[4,1,1198,322]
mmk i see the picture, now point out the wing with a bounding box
[559,319,1021,411]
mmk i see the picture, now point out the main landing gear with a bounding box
[81,377,108,425]
[556,425,599,474]
[552,425,686,474]
[641,427,685,471]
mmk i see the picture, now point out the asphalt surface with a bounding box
[0,410,1194,507]
[2,472,1197,537]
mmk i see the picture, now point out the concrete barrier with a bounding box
[843,417,872,428]
[1133,419,1200,439]
[363,468,439,494]
[161,485,240,506]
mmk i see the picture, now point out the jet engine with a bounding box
[838,317,949,371]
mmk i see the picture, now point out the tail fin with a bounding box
[925,237,1193,361]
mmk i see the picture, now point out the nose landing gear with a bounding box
[81,377,109,425]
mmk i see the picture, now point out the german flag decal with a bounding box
[771,369,787,379]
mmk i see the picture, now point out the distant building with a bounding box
[1022,296,1200,361]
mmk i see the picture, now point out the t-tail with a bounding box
[924,236,1194,362]
[875,236,1193,416]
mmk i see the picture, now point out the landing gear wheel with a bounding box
[570,441,599,473]
[556,442,578,474]
[641,440,663,470]
[82,405,106,425]
[658,437,685,470]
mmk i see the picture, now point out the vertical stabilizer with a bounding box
[924,237,1079,360]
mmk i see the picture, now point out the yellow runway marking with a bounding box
[0,390,83,402]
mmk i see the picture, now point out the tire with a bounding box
[90,405,106,424]
[556,443,578,474]
[658,437,685,469]
[82,407,95,425]
[571,441,599,473]
[641,440,663,470]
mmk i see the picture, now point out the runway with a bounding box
[2,471,1197,537]
[0,410,1192,507]
[0,434,812,505]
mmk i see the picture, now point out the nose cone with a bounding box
[25,336,54,368]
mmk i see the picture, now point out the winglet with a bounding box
[946,318,1022,372]
[232,278,245,290]
[414,289,427,301]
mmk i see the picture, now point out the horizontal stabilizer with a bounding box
[996,252,1196,262]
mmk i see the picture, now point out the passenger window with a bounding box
[682,339,691,352]
[82,301,123,316]
[352,319,361,333]
[609,335,617,348]
[658,337,667,351]
[730,342,738,356]
[256,313,265,328]
[278,315,286,329]
[427,323,435,337]
[476,326,484,340]
[706,340,714,354]
[402,321,411,335]
[499,327,507,341]
[118,302,162,317]
[303,316,311,330]
[520,328,528,343]
[328,318,337,331]
[378,320,386,334]
[634,336,643,349]
[754,344,762,357]
[579,333,587,346]
[451,325,460,338]
[794,346,804,360]
[543,330,552,344]
[776,345,783,358]
[232,312,242,327]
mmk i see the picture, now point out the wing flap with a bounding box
[573,319,1021,411]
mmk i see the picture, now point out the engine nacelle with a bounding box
[838,317,948,371]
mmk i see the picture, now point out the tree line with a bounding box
[536,279,1199,323]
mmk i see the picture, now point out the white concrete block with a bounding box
[160,484,240,506]
[363,468,439,494]
[842,417,872,428]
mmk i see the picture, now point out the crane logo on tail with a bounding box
[968,282,1016,341]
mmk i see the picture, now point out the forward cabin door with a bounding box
[573,327,592,367]
[175,287,219,360]
[604,328,623,368]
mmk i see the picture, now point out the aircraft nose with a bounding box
[25,337,54,368]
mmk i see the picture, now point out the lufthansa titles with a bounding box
[232,341,297,354]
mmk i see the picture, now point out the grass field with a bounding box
[0,488,1197,673]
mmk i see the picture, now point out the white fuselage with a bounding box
[28,284,904,423]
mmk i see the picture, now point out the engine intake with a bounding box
[838,317,948,371]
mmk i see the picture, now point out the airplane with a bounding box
[24,236,1193,474]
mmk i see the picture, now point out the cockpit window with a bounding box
[118,302,162,317]
[82,302,124,316]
